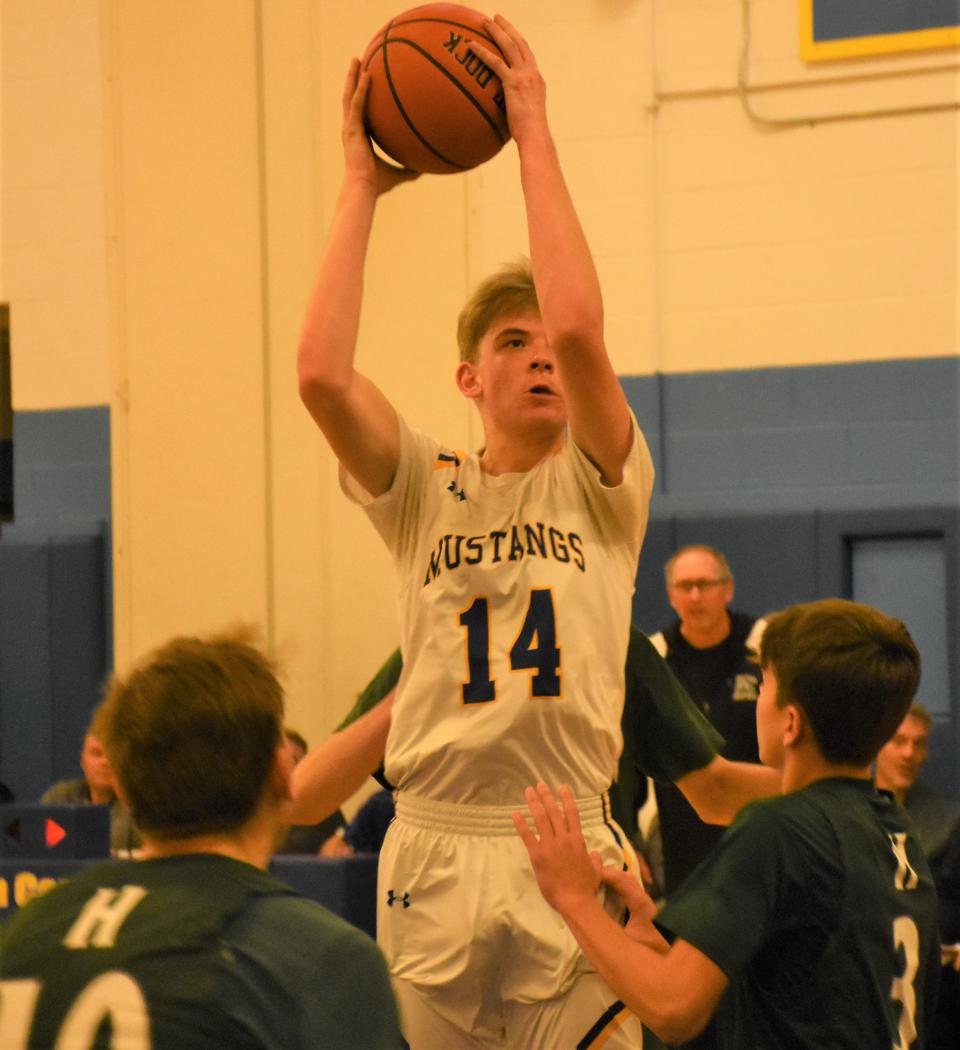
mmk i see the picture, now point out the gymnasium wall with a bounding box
[1,2,957,794]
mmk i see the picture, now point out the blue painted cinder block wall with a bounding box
[622,356,958,515]
[5,408,111,532]
[0,408,111,802]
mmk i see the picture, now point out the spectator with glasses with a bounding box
[648,546,767,898]
[641,545,767,1050]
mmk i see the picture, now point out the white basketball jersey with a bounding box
[342,416,654,805]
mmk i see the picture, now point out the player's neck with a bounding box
[782,752,872,794]
[138,807,280,870]
[480,428,563,475]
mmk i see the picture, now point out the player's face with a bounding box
[81,734,115,793]
[755,665,787,768]
[464,309,568,433]
[666,550,734,639]
[875,714,929,795]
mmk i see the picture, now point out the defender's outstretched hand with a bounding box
[341,58,419,195]
[512,782,602,915]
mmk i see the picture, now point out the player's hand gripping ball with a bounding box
[361,4,510,174]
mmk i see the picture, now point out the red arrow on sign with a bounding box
[46,819,67,848]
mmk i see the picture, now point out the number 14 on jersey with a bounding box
[459,589,561,703]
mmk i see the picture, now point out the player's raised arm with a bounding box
[287,691,393,826]
[297,59,418,498]
[472,17,633,485]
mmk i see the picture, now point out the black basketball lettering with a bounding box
[474,64,494,89]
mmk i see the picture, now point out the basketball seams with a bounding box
[389,17,496,37]
[373,39,465,171]
[361,6,511,174]
[377,38,507,150]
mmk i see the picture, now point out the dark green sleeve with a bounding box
[221,896,405,1049]
[335,649,403,791]
[621,630,724,784]
[656,802,783,977]
[335,649,403,731]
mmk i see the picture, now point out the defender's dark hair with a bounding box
[760,599,920,767]
[98,626,284,840]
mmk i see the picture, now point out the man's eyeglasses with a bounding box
[668,578,729,594]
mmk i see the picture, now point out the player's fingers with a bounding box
[464,37,507,78]
[512,809,538,850]
[524,784,555,838]
[491,14,528,50]
[531,783,564,836]
[351,71,371,117]
[557,784,582,836]
[600,865,650,911]
[634,852,654,887]
[341,58,361,119]
[482,16,521,65]
[534,782,566,833]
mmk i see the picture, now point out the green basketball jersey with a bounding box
[0,853,402,1049]
[658,778,941,1049]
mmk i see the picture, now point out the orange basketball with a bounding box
[360,4,510,175]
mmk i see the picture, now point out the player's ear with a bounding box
[782,704,803,748]
[456,360,482,399]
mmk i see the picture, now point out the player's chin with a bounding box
[522,395,566,423]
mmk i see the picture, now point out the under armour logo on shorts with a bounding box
[387,889,411,908]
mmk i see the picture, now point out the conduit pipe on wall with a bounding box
[649,0,960,128]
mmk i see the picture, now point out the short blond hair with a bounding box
[456,258,539,364]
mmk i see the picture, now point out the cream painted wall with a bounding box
[101,1,272,678]
[652,0,957,373]
[2,0,111,407]
[3,0,958,763]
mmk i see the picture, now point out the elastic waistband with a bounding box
[395,791,611,836]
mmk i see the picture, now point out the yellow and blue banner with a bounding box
[800,0,960,61]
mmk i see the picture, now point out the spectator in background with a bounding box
[0,778,13,803]
[875,701,960,1050]
[275,726,346,855]
[41,711,140,854]
[647,545,766,898]
[1,627,403,1049]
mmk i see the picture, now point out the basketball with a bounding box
[360,4,510,175]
